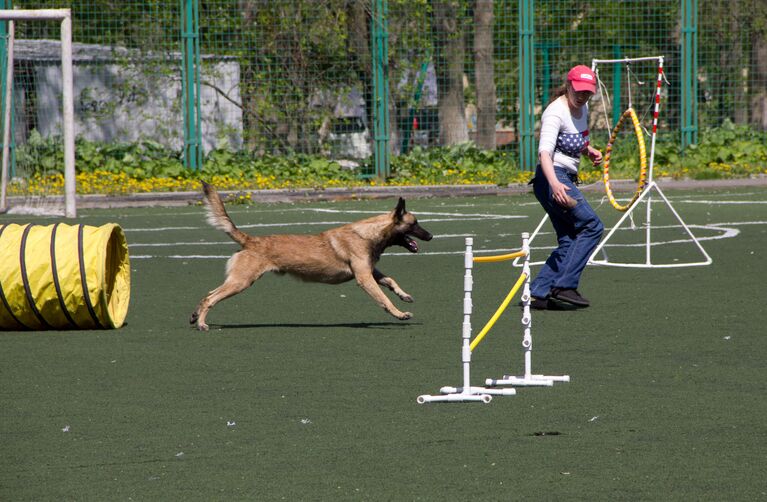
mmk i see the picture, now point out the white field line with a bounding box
[108,195,767,221]
[510,223,754,250]
[600,197,767,205]
[131,255,233,260]
[128,221,766,259]
[125,221,348,232]
[122,196,766,231]
[110,204,519,219]
[301,208,527,218]
[124,214,523,233]
[677,200,767,204]
[128,232,468,248]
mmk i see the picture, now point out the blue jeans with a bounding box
[530,165,604,298]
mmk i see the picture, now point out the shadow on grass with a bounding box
[204,321,422,331]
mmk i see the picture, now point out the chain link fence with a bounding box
[3,0,766,178]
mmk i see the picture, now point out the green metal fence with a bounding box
[3,0,766,179]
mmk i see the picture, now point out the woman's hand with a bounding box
[586,146,603,166]
[540,151,576,209]
[550,179,574,208]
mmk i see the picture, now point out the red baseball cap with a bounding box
[567,65,596,93]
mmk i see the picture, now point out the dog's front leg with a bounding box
[373,268,413,303]
[353,264,412,320]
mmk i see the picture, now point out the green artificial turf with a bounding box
[1,187,766,500]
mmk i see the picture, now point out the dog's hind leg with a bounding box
[192,277,254,331]
[373,268,413,303]
[191,252,269,331]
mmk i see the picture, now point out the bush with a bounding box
[8,124,766,197]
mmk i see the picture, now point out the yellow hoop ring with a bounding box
[602,107,648,212]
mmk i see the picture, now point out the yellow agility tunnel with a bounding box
[0,223,130,330]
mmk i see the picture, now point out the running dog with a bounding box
[190,182,433,330]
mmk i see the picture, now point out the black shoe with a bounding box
[519,296,577,311]
[529,296,550,310]
[551,288,590,307]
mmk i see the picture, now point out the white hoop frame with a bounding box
[523,56,712,269]
[589,55,711,267]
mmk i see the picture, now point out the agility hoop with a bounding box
[586,55,712,268]
[602,107,647,212]
[522,56,712,268]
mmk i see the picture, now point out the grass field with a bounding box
[2,185,766,500]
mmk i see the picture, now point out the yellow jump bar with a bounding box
[472,250,527,263]
[469,272,528,352]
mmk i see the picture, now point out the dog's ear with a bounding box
[394,197,406,220]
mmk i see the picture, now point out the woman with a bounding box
[530,65,604,309]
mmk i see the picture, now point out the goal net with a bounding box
[0,9,75,218]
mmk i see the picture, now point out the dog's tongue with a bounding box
[405,236,418,253]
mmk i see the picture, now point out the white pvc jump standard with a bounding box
[484,233,569,388]
[416,237,517,404]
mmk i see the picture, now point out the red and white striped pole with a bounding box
[648,57,664,183]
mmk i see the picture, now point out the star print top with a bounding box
[538,96,590,173]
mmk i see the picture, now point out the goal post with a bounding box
[0,9,75,218]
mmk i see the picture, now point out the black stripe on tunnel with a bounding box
[20,224,54,329]
[51,223,80,329]
[78,224,105,329]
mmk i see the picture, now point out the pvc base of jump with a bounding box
[416,385,517,404]
[416,392,493,404]
[485,374,569,387]
[439,385,517,396]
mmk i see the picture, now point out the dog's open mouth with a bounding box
[402,235,419,253]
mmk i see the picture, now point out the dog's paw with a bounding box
[196,323,210,332]
[400,294,414,303]
[189,311,199,324]
[397,311,413,320]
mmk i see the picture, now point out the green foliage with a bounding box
[653,122,767,179]
[584,123,767,182]
[203,150,359,185]
[13,125,766,193]
[77,140,185,179]
[389,142,523,184]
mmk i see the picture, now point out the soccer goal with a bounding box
[0,9,75,218]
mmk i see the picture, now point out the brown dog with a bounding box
[190,182,433,330]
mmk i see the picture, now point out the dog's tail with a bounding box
[201,181,249,247]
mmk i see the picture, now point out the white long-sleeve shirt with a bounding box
[538,97,590,174]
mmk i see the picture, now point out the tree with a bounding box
[345,0,373,132]
[431,0,468,145]
[237,0,355,153]
[749,1,767,129]
[473,0,495,149]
